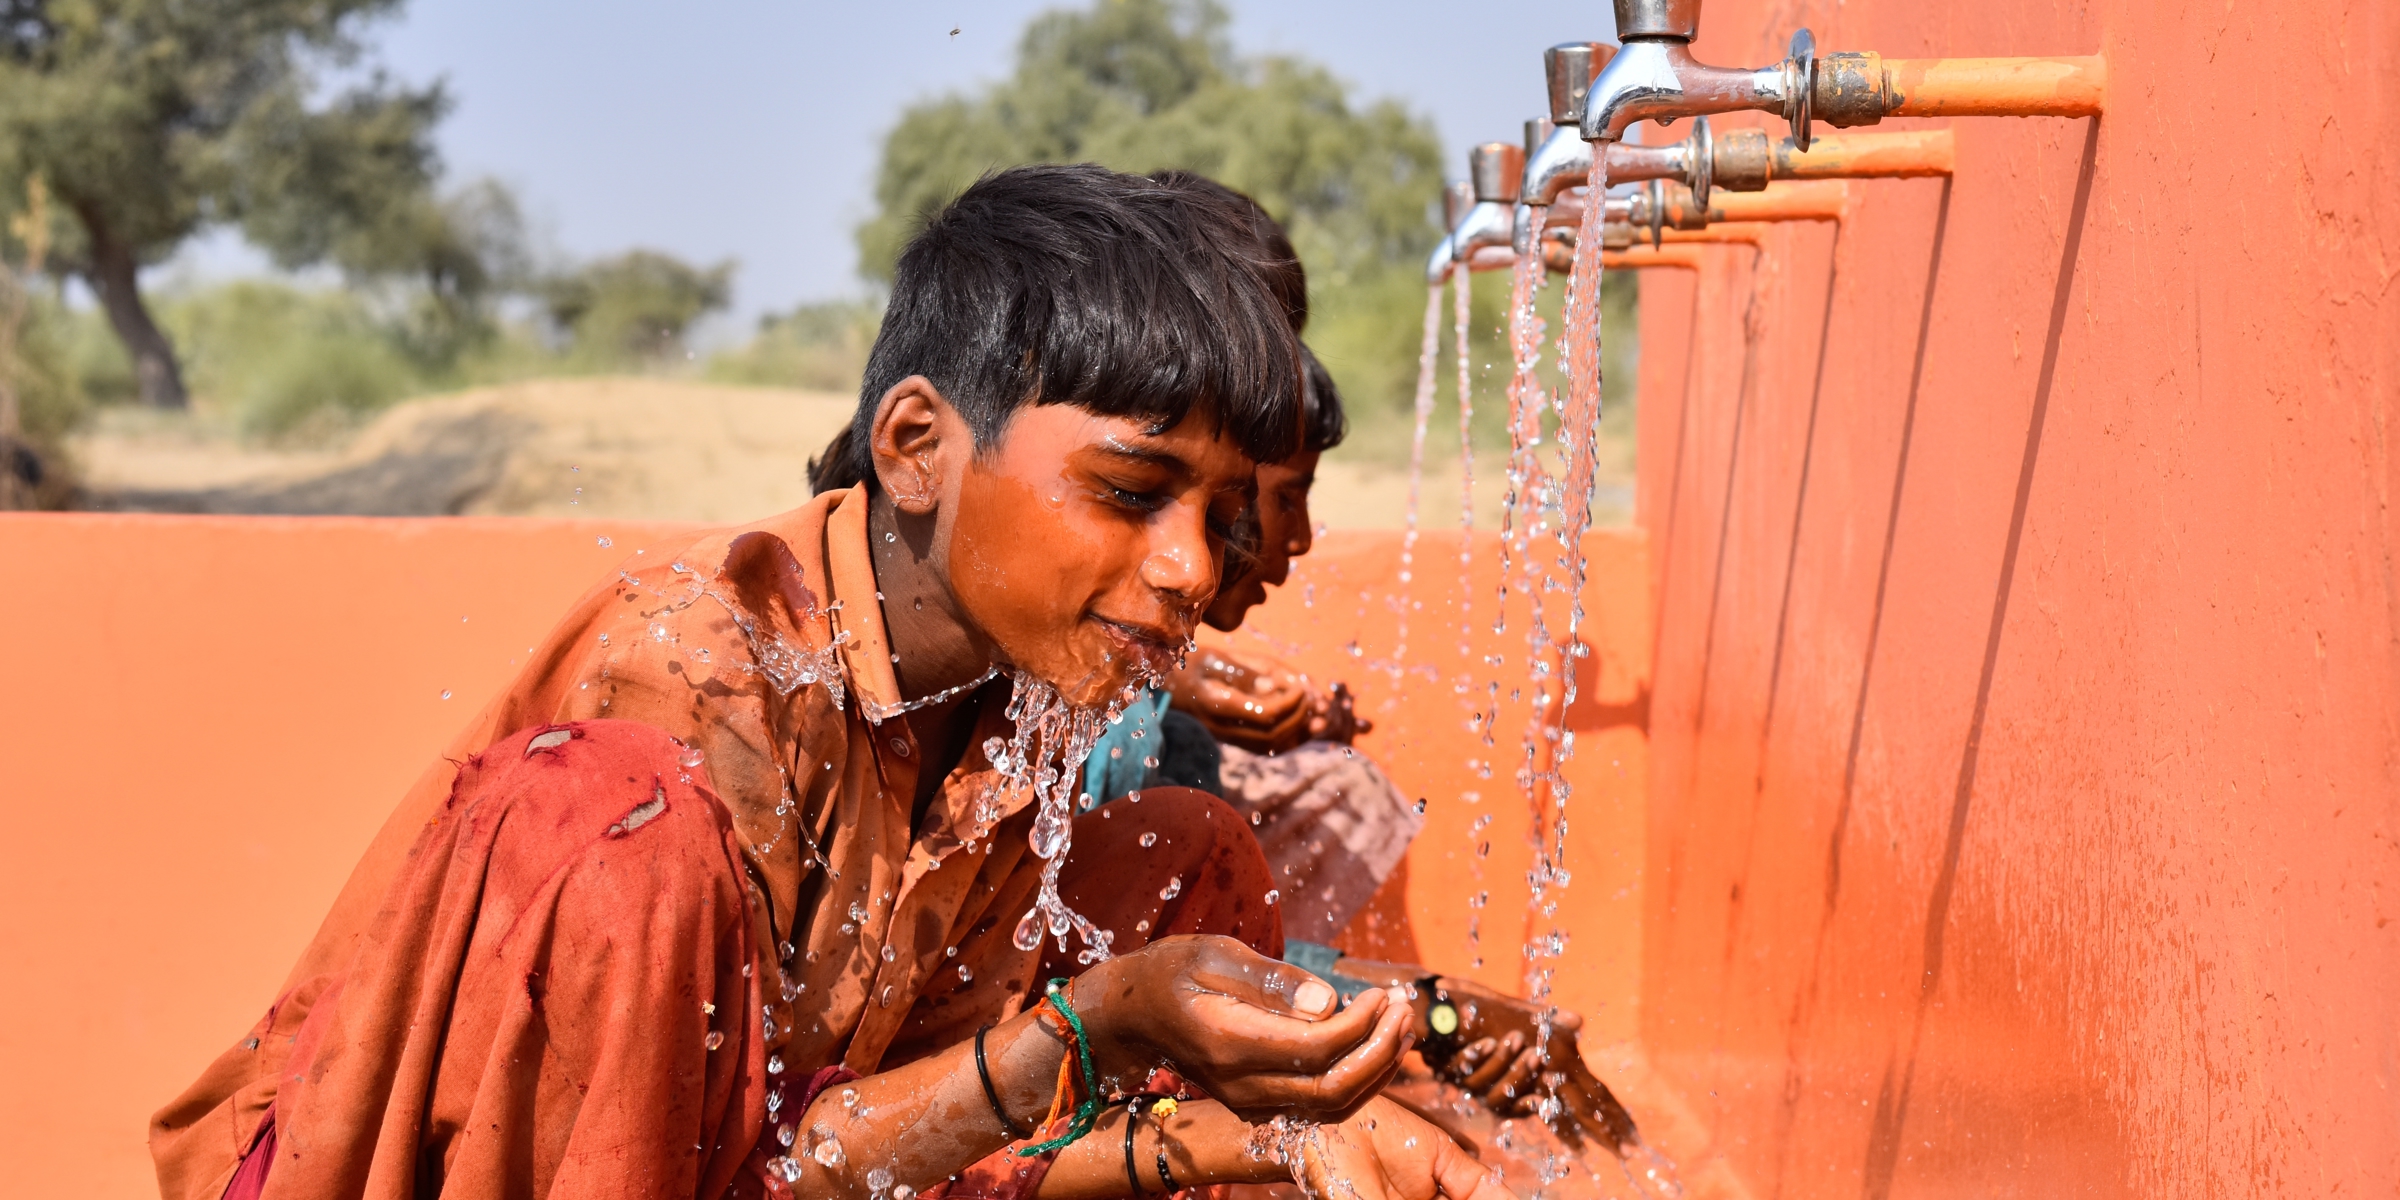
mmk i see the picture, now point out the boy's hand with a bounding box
[1074,935,1413,1120]
[1427,979,1640,1153]
[1304,680,1372,745]
[1295,1098,1516,1200]
[1169,648,1324,754]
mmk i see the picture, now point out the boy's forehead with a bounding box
[1021,405,1258,478]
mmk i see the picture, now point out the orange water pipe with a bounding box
[1818,52,2108,123]
[1597,246,1707,271]
[1703,179,1847,223]
[1539,239,1734,272]
[1762,128,1950,179]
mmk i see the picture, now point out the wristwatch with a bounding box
[1417,975,1464,1069]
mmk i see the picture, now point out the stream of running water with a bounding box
[1394,279,1447,686]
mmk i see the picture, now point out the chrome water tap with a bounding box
[1580,0,2105,148]
[1580,0,1816,148]
[1447,141,1524,266]
[1524,42,1613,208]
[1426,180,1476,284]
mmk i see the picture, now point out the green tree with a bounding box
[856,0,1448,421]
[540,249,733,364]
[0,0,472,408]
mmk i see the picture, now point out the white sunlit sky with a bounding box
[174,0,1619,339]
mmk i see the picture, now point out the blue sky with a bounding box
[181,1,1615,331]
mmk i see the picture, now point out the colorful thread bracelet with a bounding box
[1016,978,1102,1157]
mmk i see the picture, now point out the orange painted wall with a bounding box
[1626,1,2398,1196]
[0,513,1652,1200]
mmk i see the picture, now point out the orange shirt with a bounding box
[280,485,1052,1078]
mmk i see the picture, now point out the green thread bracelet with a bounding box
[1017,978,1103,1157]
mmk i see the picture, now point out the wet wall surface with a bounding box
[1626,0,2398,1195]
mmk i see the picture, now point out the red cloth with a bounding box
[168,721,773,1200]
[193,755,1280,1200]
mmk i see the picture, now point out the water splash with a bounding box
[993,669,1154,964]
[1394,279,1446,683]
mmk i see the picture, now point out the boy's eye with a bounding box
[1109,486,1167,512]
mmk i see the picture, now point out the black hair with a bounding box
[827,163,1303,494]
[1146,169,1308,334]
[1299,343,1346,454]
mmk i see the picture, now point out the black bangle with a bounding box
[1156,1138,1179,1194]
[1123,1097,1150,1194]
[976,1025,1030,1140]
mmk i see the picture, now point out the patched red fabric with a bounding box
[168,722,773,1200]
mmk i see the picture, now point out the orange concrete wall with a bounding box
[1625,1,2398,1196]
[0,513,1652,1200]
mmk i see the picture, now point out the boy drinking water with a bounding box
[151,166,1509,1200]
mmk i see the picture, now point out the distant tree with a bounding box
[0,0,479,408]
[540,250,733,362]
[856,0,1445,419]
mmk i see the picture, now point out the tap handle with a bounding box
[1785,28,1818,150]
[1543,42,1615,125]
[1613,0,1698,41]
[1470,142,1525,204]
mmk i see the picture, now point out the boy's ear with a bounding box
[867,375,965,515]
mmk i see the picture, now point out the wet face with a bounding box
[1202,449,1319,632]
[946,404,1258,707]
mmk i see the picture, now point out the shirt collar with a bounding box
[823,484,906,722]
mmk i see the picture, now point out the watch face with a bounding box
[1429,1002,1462,1036]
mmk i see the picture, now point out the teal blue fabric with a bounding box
[1080,687,1170,810]
[1283,939,1374,1000]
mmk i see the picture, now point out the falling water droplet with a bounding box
[597,536,613,548]
[1012,908,1044,951]
[1159,877,1182,902]
[705,1030,725,1050]
[1264,889,1280,905]
[957,963,973,983]
[440,689,452,700]
[1139,832,1158,848]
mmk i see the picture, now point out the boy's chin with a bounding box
[1011,654,1151,711]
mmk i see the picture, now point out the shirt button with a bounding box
[890,738,911,757]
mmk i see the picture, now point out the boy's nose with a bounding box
[1139,509,1217,599]
[1138,541,1212,597]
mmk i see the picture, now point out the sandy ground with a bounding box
[71,377,1629,528]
